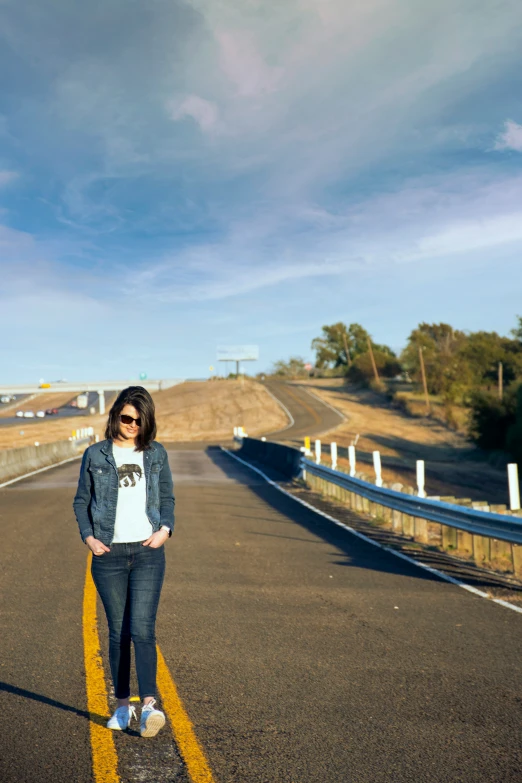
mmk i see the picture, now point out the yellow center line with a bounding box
[157,645,216,783]
[83,553,120,783]
[83,553,216,783]
[282,384,322,425]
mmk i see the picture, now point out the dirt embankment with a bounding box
[296,379,511,505]
[155,380,288,441]
[0,380,288,450]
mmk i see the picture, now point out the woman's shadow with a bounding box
[0,681,107,727]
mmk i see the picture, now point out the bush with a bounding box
[506,385,522,462]
[346,350,402,386]
[467,388,518,450]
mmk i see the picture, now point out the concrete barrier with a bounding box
[239,437,302,480]
[0,438,91,485]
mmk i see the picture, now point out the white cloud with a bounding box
[166,95,219,132]
[0,170,18,186]
[1,0,522,333]
[494,120,522,152]
[216,29,282,97]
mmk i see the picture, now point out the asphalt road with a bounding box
[262,380,344,442]
[1,438,522,782]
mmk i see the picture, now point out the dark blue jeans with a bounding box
[91,542,166,700]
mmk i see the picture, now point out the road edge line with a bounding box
[221,447,522,617]
[156,646,216,783]
[83,553,120,783]
[261,385,295,432]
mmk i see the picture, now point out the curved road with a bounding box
[263,380,344,442]
[1,389,521,782]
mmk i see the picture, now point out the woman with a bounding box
[73,386,175,737]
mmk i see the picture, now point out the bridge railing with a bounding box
[302,458,522,545]
[235,437,522,560]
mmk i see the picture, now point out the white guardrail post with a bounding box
[416,460,426,498]
[315,440,321,465]
[372,450,383,487]
[348,445,356,477]
[508,464,521,511]
[302,455,522,545]
[331,442,337,471]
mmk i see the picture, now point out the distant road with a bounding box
[0,390,119,428]
[262,380,344,441]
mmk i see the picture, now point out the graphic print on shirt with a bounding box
[118,464,143,488]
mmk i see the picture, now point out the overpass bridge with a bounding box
[0,378,184,395]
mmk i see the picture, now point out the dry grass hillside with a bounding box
[297,379,510,504]
[0,380,288,450]
[155,380,288,441]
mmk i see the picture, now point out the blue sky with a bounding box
[1,0,522,382]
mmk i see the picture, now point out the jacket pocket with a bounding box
[89,465,111,499]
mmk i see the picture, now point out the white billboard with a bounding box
[217,345,259,362]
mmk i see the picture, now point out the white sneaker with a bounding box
[107,704,136,731]
[140,699,166,738]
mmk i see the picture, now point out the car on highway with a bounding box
[23,411,35,418]
[36,410,45,418]
[16,410,24,417]
[1,395,15,403]
[45,408,59,415]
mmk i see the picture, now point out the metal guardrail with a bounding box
[303,458,522,545]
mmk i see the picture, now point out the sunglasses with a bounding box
[120,414,142,427]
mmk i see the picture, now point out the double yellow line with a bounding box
[83,554,216,783]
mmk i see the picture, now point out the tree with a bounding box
[460,331,522,388]
[510,315,522,342]
[468,387,518,450]
[347,350,402,385]
[311,322,395,370]
[270,356,308,378]
[401,323,471,401]
[506,384,522,461]
[311,322,356,369]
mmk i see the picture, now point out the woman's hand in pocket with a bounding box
[85,536,111,556]
[142,528,169,548]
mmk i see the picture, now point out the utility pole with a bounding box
[367,337,380,384]
[342,330,352,368]
[498,361,503,401]
[418,347,430,414]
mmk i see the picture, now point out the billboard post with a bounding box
[217,346,259,378]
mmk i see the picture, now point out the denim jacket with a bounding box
[73,439,175,545]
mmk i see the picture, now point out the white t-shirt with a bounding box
[111,443,152,543]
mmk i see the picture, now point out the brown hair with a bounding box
[104,386,157,452]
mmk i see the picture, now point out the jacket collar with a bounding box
[100,439,156,455]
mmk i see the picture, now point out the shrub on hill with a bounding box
[467,387,518,450]
[347,349,402,385]
[506,385,522,462]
